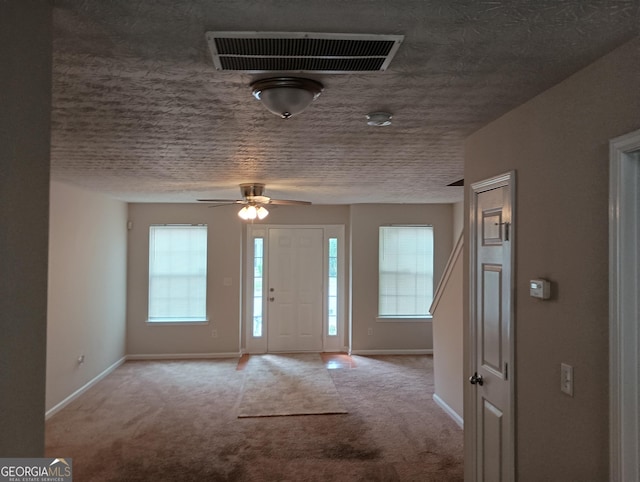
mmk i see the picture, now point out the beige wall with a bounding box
[127,203,452,354]
[46,181,127,411]
[350,204,453,352]
[127,204,243,355]
[464,37,640,481]
[262,204,350,226]
[431,242,463,419]
[0,2,51,456]
[127,204,351,355]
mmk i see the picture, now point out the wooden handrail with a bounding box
[430,232,463,315]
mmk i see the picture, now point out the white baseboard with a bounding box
[126,352,241,360]
[45,356,126,420]
[350,349,433,356]
[433,393,464,429]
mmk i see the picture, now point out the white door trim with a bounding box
[468,171,516,482]
[609,129,640,482]
[244,224,346,354]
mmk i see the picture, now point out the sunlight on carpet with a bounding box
[237,353,348,418]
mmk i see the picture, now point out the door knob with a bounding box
[269,297,275,302]
[469,372,484,386]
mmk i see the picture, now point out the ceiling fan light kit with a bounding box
[238,205,269,220]
[251,77,324,118]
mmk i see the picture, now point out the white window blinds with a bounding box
[379,226,434,317]
[148,225,208,322]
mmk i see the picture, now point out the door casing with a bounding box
[467,171,516,481]
[244,224,346,354]
[609,129,640,482]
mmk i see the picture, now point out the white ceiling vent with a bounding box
[206,32,404,73]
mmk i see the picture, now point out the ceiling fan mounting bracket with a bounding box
[240,183,266,198]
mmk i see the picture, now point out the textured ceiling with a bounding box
[51,0,640,204]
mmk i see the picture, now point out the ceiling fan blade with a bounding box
[197,199,244,204]
[198,185,310,207]
[268,199,312,205]
[205,203,238,209]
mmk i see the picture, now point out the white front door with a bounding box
[470,172,515,481]
[267,228,324,352]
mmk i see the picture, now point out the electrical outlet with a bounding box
[367,327,373,336]
[211,329,218,338]
[560,363,573,396]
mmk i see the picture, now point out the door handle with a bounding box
[269,297,275,302]
[494,221,510,241]
[469,372,484,386]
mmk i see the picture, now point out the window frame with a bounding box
[251,236,265,337]
[377,224,434,322]
[327,236,339,337]
[147,224,209,325]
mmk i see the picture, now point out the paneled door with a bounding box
[470,172,515,481]
[267,228,324,352]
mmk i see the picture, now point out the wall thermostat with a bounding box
[530,279,551,299]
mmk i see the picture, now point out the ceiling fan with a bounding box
[198,183,311,220]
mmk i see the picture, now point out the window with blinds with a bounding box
[148,225,208,322]
[378,225,434,318]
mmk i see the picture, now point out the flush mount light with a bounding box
[251,77,324,119]
[366,111,393,126]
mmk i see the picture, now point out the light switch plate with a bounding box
[560,363,573,396]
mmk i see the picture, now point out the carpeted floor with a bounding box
[45,355,463,481]
[238,353,348,418]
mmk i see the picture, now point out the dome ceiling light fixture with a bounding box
[366,111,393,126]
[251,77,324,119]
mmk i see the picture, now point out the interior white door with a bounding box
[470,174,514,481]
[267,228,324,352]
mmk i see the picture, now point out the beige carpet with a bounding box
[46,355,463,481]
[238,353,348,418]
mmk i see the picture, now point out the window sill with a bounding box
[146,319,209,326]
[376,316,432,323]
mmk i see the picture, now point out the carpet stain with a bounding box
[437,454,459,471]
[322,441,381,460]
[219,441,245,458]
[110,458,246,482]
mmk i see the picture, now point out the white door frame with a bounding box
[468,171,516,481]
[244,224,346,354]
[609,129,640,482]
